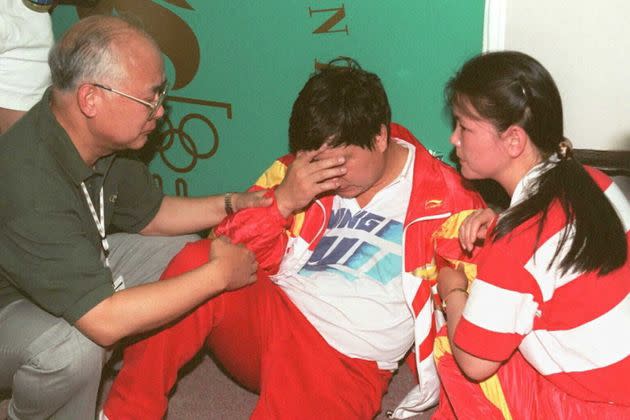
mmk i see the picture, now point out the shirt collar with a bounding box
[36,87,114,185]
[389,138,414,186]
[510,161,555,208]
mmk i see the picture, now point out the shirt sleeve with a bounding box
[108,158,164,233]
[0,210,114,324]
[214,190,292,276]
[454,241,541,362]
[213,156,294,275]
[0,2,53,54]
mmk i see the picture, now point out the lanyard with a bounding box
[81,182,110,266]
[80,182,125,291]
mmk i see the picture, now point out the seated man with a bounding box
[104,59,485,419]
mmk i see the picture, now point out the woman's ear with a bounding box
[76,83,99,118]
[502,125,528,158]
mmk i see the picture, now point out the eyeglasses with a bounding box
[92,81,169,120]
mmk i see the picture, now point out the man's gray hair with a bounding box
[49,15,154,90]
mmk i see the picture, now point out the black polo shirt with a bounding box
[0,89,164,323]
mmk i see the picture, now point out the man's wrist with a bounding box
[224,192,235,215]
[273,188,294,218]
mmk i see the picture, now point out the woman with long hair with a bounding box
[433,51,630,419]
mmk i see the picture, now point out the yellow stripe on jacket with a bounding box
[432,210,479,284]
[434,335,513,420]
[253,159,306,237]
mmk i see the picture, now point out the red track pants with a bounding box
[432,327,630,419]
[104,239,392,419]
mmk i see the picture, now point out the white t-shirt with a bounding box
[0,0,53,110]
[279,140,415,370]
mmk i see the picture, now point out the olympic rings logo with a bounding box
[151,95,232,196]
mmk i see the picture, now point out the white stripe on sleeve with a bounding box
[464,279,539,335]
[523,181,627,303]
[605,182,630,233]
[520,293,630,375]
[524,225,582,302]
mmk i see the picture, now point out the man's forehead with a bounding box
[315,144,350,159]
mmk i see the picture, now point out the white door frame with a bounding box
[483,0,506,51]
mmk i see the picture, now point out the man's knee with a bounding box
[21,330,105,391]
[10,329,106,418]
[1,300,105,393]
[59,333,105,384]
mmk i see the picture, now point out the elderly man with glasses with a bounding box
[91,81,169,121]
[0,15,274,420]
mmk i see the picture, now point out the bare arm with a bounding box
[437,266,502,381]
[141,191,272,236]
[75,237,256,346]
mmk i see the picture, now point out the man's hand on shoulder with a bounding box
[274,145,346,218]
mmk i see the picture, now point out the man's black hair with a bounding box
[288,57,391,154]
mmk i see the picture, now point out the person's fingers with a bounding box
[459,218,472,251]
[467,217,482,249]
[296,146,325,162]
[460,208,497,252]
[312,166,346,185]
[296,156,345,183]
[476,224,488,240]
[288,158,344,192]
[311,155,345,170]
[316,178,341,193]
[312,142,330,156]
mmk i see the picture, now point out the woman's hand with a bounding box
[459,208,497,252]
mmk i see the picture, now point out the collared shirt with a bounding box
[0,88,163,323]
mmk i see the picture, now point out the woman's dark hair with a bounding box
[446,51,626,275]
[288,57,391,154]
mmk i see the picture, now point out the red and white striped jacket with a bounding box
[456,165,630,405]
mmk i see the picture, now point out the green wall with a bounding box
[52,1,485,196]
